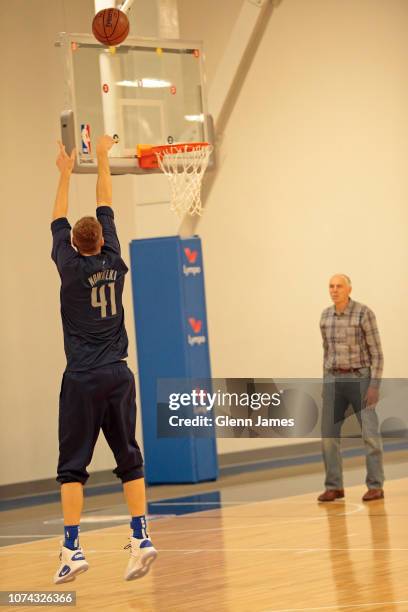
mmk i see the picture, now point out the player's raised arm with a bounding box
[95,135,121,255]
[52,142,76,221]
[96,135,115,208]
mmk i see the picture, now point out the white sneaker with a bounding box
[124,537,158,581]
[54,544,89,584]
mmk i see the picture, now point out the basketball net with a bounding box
[155,144,213,216]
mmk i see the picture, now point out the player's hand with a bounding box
[96,135,115,155]
[56,141,76,174]
[365,386,379,409]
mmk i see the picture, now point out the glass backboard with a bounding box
[59,32,214,174]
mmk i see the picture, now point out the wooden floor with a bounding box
[2,478,408,612]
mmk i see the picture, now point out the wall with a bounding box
[179,0,408,452]
[2,0,408,485]
[0,0,176,486]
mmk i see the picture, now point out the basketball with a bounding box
[92,8,129,46]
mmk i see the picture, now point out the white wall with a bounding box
[0,0,176,486]
[0,1,97,486]
[179,0,408,378]
[2,0,408,485]
[179,0,408,451]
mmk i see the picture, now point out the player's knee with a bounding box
[114,464,144,483]
[56,468,89,486]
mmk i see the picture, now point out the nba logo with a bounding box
[81,124,91,154]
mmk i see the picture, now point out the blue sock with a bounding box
[130,515,148,539]
[63,525,80,550]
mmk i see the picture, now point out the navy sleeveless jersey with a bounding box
[51,206,129,372]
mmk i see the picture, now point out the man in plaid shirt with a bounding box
[318,274,384,502]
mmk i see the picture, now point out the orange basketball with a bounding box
[92,8,130,46]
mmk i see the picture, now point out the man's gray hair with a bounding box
[333,273,352,287]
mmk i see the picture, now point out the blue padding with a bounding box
[148,491,222,516]
[129,236,218,484]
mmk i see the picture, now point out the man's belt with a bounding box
[330,367,363,373]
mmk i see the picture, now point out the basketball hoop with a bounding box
[139,143,213,216]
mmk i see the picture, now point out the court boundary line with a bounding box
[2,547,408,554]
[0,498,367,549]
[264,600,408,611]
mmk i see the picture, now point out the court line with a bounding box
[150,501,303,505]
[151,501,373,520]
[0,499,366,549]
[264,600,408,611]
[145,503,365,534]
[43,514,172,524]
[0,535,61,539]
[43,510,365,536]
[150,500,354,506]
[2,547,408,553]
[0,503,366,545]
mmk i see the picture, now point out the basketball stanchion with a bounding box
[138,143,213,216]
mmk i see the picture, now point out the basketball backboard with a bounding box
[58,32,214,174]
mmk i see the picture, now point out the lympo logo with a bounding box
[188,318,202,333]
[187,318,206,346]
[183,247,201,277]
[184,248,198,264]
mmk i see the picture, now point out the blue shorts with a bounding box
[57,362,144,485]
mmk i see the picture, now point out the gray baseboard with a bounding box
[217,438,368,469]
[1,438,405,502]
[0,469,115,502]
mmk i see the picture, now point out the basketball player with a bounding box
[51,135,157,584]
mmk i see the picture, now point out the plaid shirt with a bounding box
[320,299,383,384]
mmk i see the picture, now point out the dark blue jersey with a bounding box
[51,206,129,372]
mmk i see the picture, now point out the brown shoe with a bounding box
[362,488,384,502]
[317,489,345,502]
